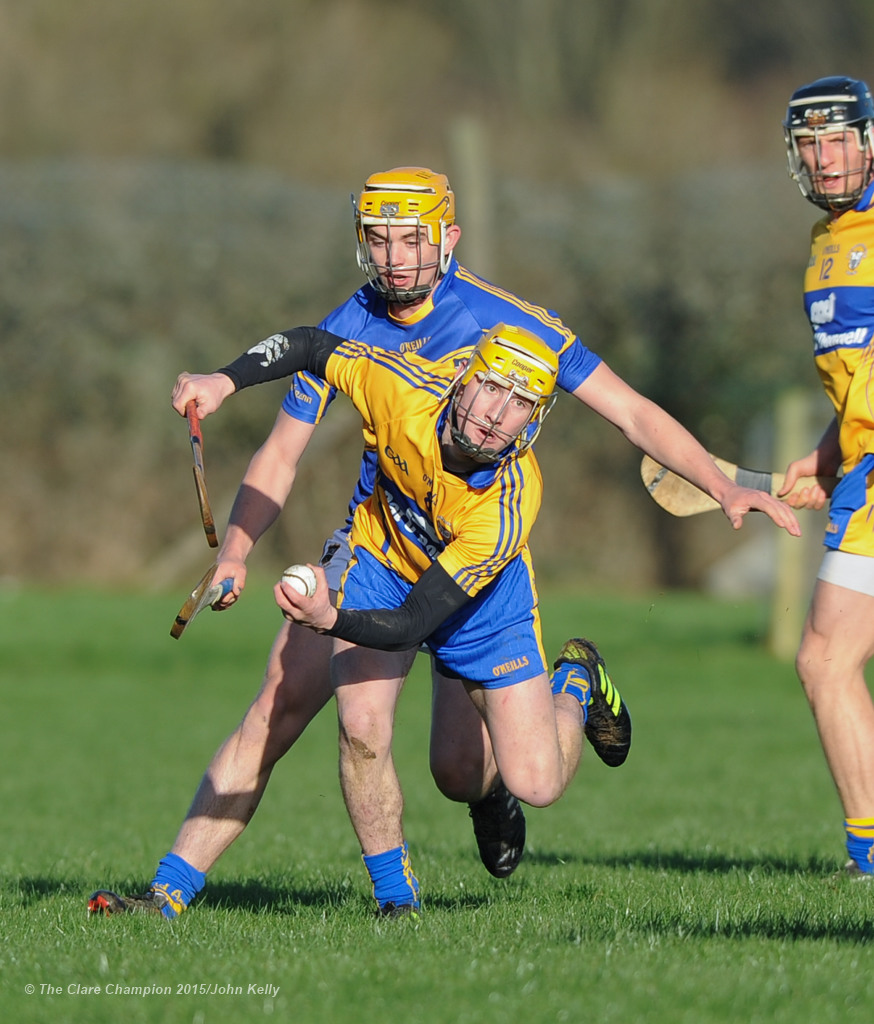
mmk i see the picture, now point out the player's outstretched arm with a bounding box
[171,327,346,418]
[574,362,801,536]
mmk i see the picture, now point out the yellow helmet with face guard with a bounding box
[449,323,559,463]
[353,167,456,303]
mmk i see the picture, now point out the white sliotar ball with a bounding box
[281,564,318,598]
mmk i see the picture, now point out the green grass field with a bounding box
[2,581,872,1024]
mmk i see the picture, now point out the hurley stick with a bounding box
[640,453,837,517]
[186,400,218,547]
[170,563,234,639]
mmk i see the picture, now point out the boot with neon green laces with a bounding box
[552,637,631,767]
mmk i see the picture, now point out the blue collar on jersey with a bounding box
[855,179,874,212]
[432,255,460,299]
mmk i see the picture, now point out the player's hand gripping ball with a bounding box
[281,564,318,598]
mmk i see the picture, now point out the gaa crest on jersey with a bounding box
[384,445,409,475]
[847,245,868,275]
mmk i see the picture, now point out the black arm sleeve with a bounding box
[216,327,348,391]
[325,561,470,651]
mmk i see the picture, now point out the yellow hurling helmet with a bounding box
[449,323,559,463]
[353,167,456,303]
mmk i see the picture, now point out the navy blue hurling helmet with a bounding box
[784,76,874,211]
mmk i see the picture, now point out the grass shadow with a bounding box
[201,878,352,914]
[5,875,93,909]
[522,846,836,876]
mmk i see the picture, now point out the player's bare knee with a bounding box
[795,629,830,694]
[498,765,562,808]
[338,728,389,767]
[338,713,391,762]
[795,652,817,700]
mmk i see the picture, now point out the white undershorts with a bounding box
[817,549,874,598]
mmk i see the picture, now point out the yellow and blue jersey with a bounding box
[804,180,874,553]
[323,339,542,598]
[281,257,599,523]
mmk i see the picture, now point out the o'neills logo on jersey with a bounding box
[492,655,529,677]
[400,336,429,353]
[809,292,836,325]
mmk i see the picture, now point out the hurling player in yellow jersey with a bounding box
[781,76,874,879]
[271,324,570,913]
[90,168,800,920]
[252,321,796,915]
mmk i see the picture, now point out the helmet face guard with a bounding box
[353,167,455,304]
[448,324,559,463]
[784,76,874,211]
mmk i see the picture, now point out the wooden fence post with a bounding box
[448,116,494,281]
[768,389,822,661]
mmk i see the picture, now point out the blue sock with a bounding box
[149,852,206,918]
[845,818,874,873]
[362,842,420,911]
[550,662,590,724]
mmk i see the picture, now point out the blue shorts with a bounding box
[824,453,874,555]
[338,547,547,688]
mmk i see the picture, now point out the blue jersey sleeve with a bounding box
[445,263,600,393]
[556,336,600,393]
[280,307,339,424]
[280,292,378,423]
[280,372,336,424]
